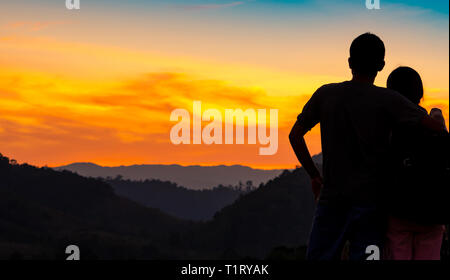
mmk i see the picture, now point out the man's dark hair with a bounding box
[349,33,385,75]
[387,66,424,105]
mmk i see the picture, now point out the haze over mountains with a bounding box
[0,152,316,259]
[107,178,250,221]
[54,163,286,190]
[102,154,323,221]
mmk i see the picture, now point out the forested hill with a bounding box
[1,153,317,260]
[0,154,189,259]
[108,178,252,221]
[188,167,316,259]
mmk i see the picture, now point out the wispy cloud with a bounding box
[0,70,299,168]
[4,21,71,31]
[180,1,245,11]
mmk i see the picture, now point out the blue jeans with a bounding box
[306,202,385,260]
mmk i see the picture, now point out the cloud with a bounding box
[0,71,278,148]
[180,1,245,11]
[0,70,299,168]
[4,21,71,31]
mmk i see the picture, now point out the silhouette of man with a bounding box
[289,32,445,260]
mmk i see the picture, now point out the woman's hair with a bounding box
[387,66,423,105]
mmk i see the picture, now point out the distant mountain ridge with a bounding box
[1,152,320,259]
[0,154,187,259]
[107,178,250,221]
[54,163,286,190]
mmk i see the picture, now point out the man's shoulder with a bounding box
[317,81,387,91]
[370,85,412,102]
[314,82,402,99]
[313,82,348,96]
[349,83,402,99]
[317,82,347,91]
[369,84,398,95]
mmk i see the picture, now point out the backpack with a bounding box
[387,127,449,225]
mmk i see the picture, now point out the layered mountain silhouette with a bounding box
[0,154,189,259]
[1,153,317,260]
[54,163,285,190]
[189,167,316,259]
[107,178,252,221]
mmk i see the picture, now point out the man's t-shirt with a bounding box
[297,81,426,205]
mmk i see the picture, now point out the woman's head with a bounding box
[387,67,423,105]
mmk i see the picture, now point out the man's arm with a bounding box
[388,90,446,133]
[289,120,322,202]
[421,114,447,132]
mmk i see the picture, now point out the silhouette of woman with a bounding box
[383,66,446,260]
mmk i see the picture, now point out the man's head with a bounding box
[348,33,385,77]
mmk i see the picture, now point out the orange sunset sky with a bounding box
[0,0,448,169]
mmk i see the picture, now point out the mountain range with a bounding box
[54,163,285,190]
[107,178,250,221]
[1,152,318,259]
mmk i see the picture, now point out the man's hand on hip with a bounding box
[311,176,323,203]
